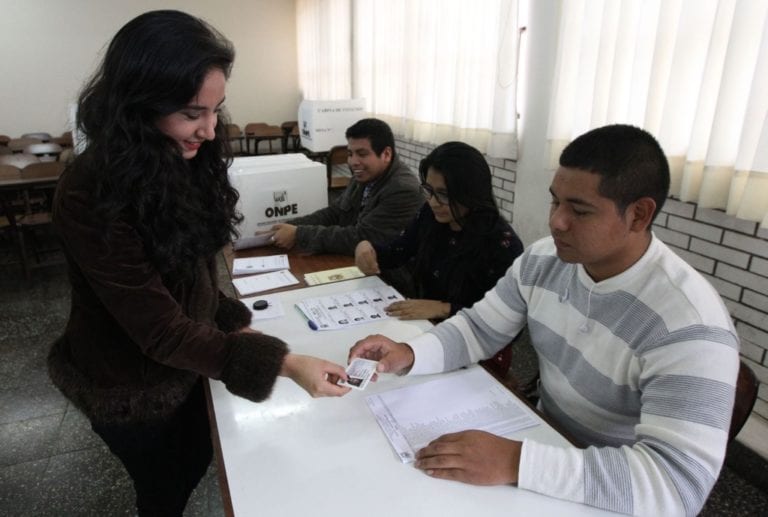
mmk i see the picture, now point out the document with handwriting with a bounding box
[366,368,539,463]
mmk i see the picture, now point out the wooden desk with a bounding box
[223,243,354,293]
[0,174,60,279]
[208,251,618,516]
[244,125,284,155]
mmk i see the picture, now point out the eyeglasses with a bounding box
[420,184,450,205]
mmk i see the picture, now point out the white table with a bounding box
[208,276,618,516]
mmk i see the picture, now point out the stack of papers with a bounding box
[232,255,289,275]
[366,368,539,463]
[304,266,365,286]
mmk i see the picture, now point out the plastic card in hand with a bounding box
[295,285,404,331]
[338,358,378,390]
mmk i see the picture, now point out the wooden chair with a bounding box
[280,121,299,153]
[22,161,65,180]
[244,122,283,155]
[226,124,245,155]
[0,163,21,180]
[52,131,73,148]
[326,145,352,190]
[0,134,10,147]
[8,137,43,153]
[12,162,65,279]
[729,360,759,442]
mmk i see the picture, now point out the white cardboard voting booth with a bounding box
[228,154,327,249]
[298,99,367,152]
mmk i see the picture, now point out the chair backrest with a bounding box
[226,124,242,138]
[729,360,759,442]
[53,131,73,148]
[8,137,42,153]
[244,122,269,135]
[21,132,52,142]
[0,164,21,180]
[326,145,351,189]
[24,142,63,162]
[0,153,40,168]
[0,134,10,146]
[21,161,65,179]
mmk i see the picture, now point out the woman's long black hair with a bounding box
[74,10,241,278]
[414,141,504,301]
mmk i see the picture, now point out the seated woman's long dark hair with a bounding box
[74,10,241,278]
[415,141,504,301]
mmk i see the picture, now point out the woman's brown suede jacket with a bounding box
[48,166,288,425]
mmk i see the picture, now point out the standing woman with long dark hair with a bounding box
[355,141,524,320]
[49,10,350,516]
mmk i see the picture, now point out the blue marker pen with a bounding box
[295,306,319,331]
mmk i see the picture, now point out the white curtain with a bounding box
[546,0,768,228]
[296,0,352,100]
[296,0,520,158]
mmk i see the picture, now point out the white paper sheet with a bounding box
[366,368,539,463]
[232,255,289,276]
[295,285,404,330]
[232,270,299,296]
[240,295,286,322]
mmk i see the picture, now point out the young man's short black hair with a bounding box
[345,118,396,157]
[559,124,670,223]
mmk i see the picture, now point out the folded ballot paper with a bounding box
[232,270,299,296]
[295,285,404,331]
[232,255,289,276]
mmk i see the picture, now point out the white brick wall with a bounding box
[395,136,768,426]
[657,199,768,423]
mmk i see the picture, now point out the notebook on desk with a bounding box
[228,155,327,250]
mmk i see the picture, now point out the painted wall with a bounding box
[0,0,300,137]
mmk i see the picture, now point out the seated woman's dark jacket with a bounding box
[375,203,523,317]
[48,165,287,425]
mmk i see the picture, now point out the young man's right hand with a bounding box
[348,334,414,375]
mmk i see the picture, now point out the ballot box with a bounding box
[228,154,327,249]
[298,99,367,152]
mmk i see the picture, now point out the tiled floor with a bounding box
[1,232,768,516]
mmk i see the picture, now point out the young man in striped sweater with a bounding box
[349,124,739,516]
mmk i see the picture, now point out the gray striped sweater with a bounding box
[406,235,739,516]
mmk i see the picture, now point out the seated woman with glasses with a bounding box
[355,141,523,320]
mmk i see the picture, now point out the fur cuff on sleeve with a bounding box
[215,297,252,333]
[220,333,288,402]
